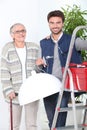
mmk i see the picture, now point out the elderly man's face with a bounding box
[11,24,26,45]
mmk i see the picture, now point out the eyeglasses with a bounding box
[12,29,26,34]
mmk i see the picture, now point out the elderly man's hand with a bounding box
[36,58,45,66]
[8,92,16,100]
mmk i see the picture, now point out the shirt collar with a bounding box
[51,32,63,43]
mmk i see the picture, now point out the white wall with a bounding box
[0,0,87,130]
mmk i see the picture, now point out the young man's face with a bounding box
[48,16,64,35]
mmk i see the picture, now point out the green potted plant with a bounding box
[61,4,87,61]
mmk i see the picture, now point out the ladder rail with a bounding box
[68,69,78,130]
[82,99,87,130]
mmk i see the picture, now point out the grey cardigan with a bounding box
[1,41,40,104]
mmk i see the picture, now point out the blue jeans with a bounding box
[43,92,70,128]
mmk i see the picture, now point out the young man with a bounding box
[38,10,87,129]
[1,23,41,130]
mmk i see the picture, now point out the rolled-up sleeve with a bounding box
[75,37,87,51]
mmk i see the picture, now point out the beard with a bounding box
[50,28,62,35]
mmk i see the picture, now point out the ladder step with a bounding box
[57,105,87,112]
[55,124,87,130]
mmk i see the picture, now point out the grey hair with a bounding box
[10,23,26,34]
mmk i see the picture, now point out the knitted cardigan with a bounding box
[1,41,40,104]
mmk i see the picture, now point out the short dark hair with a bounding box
[47,10,65,22]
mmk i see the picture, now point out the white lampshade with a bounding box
[18,72,62,105]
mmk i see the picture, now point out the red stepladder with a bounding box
[51,25,87,130]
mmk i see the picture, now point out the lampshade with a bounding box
[18,71,62,105]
